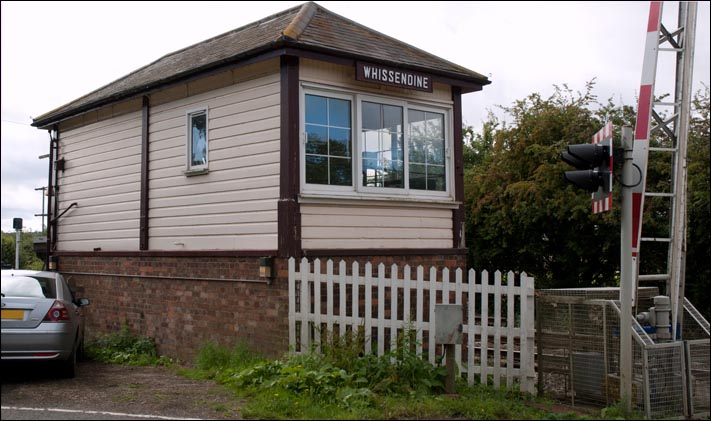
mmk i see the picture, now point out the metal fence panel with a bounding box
[645,343,686,419]
[536,287,711,419]
[686,339,710,417]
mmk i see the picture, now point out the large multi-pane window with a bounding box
[302,88,450,198]
[187,108,208,172]
[305,94,352,186]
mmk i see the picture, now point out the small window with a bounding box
[186,108,208,173]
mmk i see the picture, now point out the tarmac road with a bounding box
[1,360,242,420]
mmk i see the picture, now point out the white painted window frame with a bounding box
[184,106,209,176]
[300,83,454,202]
[300,88,356,194]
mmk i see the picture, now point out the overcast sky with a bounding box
[1,1,709,232]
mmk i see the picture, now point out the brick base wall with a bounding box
[59,252,465,363]
[59,255,289,363]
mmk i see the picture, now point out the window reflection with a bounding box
[408,110,445,191]
[362,101,403,188]
[189,111,207,168]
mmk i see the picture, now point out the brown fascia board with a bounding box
[287,42,490,92]
[33,41,489,130]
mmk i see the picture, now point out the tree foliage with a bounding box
[463,81,710,319]
[685,84,710,319]
[1,230,45,270]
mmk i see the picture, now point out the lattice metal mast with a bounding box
[631,1,697,341]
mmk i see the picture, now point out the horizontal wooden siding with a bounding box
[147,60,280,251]
[56,111,143,251]
[301,204,452,249]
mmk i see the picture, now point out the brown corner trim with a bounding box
[303,248,468,257]
[278,55,302,259]
[139,96,149,250]
[452,87,464,249]
[53,250,278,258]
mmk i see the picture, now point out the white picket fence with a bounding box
[287,258,536,393]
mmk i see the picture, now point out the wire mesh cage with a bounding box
[536,287,710,419]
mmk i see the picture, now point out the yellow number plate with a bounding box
[1,309,24,320]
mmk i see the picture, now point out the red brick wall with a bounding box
[60,255,289,363]
[60,253,465,363]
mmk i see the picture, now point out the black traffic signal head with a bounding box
[563,169,610,193]
[560,143,611,193]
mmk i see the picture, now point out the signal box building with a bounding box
[32,2,490,360]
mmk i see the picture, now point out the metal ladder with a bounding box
[632,1,697,341]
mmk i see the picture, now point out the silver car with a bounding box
[1,269,89,378]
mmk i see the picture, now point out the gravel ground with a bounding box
[1,360,243,420]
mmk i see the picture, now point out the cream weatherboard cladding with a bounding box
[301,204,453,249]
[55,59,281,252]
[56,111,143,251]
[147,60,281,251]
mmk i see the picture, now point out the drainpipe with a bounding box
[50,125,61,258]
[45,128,56,269]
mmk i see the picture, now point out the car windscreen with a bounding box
[1,275,57,298]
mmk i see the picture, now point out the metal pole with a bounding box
[620,126,635,410]
[15,229,21,270]
[669,0,696,343]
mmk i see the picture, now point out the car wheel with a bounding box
[59,348,77,378]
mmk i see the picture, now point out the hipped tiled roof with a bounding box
[33,2,489,128]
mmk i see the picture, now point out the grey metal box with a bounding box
[435,304,463,344]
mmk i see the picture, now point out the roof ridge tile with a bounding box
[282,2,318,41]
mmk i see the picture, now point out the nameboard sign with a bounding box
[356,62,433,93]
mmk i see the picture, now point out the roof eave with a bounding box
[32,40,291,129]
[34,41,490,129]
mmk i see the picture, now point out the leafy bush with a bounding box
[225,326,444,411]
[185,334,601,420]
[86,324,170,366]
